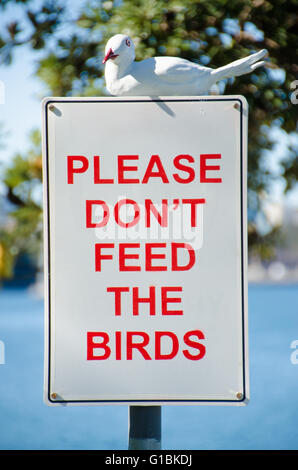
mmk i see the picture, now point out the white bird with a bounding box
[102,34,268,96]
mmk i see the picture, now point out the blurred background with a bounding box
[0,0,297,451]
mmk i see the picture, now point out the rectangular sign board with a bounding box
[42,96,249,405]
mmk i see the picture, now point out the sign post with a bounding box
[128,406,161,450]
[42,96,248,415]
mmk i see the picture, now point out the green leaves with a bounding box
[0,129,43,279]
[0,0,297,279]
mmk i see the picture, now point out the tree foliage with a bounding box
[0,0,297,278]
[0,130,42,279]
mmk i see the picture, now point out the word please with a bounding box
[67,154,222,184]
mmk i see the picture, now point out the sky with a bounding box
[0,0,83,168]
[0,44,44,165]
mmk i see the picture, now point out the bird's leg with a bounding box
[210,49,268,84]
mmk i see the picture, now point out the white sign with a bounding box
[42,96,249,405]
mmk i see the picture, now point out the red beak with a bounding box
[102,48,119,64]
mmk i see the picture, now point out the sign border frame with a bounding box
[42,96,249,406]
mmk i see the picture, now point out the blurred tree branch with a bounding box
[0,0,297,278]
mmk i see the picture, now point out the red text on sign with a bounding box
[95,242,196,272]
[86,198,205,228]
[87,329,206,361]
[67,154,222,185]
[106,286,183,316]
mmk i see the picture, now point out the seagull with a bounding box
[102,34,268,96]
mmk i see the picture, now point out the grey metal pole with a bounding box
[128,406,161,450]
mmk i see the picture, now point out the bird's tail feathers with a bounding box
[211,49,268,83]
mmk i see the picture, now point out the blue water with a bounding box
[0,284,297,450]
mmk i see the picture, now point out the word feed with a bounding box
[66,152,223,363]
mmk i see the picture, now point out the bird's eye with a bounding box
[126,39,131,47]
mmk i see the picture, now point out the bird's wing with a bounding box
[153,56,210,83]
